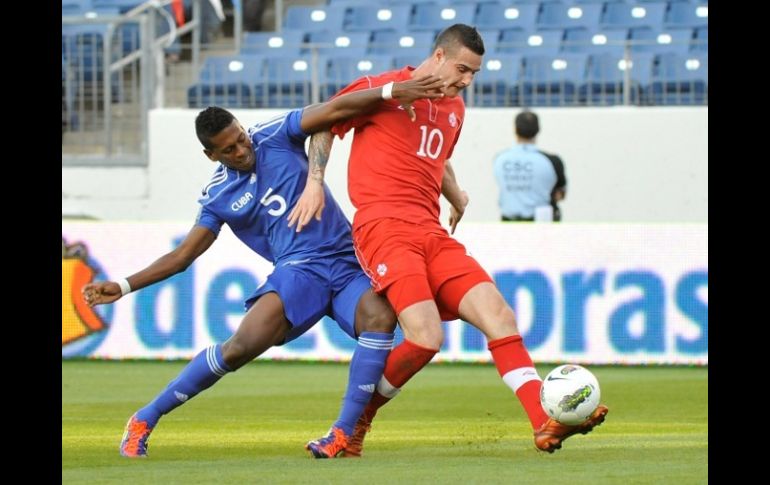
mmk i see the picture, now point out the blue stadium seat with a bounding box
[61,23,124,101]
[345,5,411,32]
[602,2,667,30]
[321,54,394,100]
[369,30,436,56]
[520,53,588,106]
[498,30,564,56]
[187,55,264,108]
[665,2,708,29]
[562,28,628,55]
[580,52,654,105]
[91,0,144,13]
[240,30,305,57]
[307,31,371,58]
[256,56,314,108]
[646,52,707,105]
[629,27,693,55]
[478,29,501,53]
[327,0,371,6]
[472,54,523,106]
[692,26,707,52]
[394,53,427,68]
[475,3,539,31]
[388,0,452,4]
[409,3,477,31]
[284,5,346,33]
[538,3,603,31]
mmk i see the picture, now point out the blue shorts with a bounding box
[244,252,372,344]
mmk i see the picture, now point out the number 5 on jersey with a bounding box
[260,187,287,216]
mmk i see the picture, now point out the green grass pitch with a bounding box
[62,361,707,484]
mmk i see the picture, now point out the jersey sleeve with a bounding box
[284,108,309,145]
[330,75,377,140]
[194,204,224,237]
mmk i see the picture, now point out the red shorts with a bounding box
[353,218,493,320]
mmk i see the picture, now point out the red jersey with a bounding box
[331,67,465,228]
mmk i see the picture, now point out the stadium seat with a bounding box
[472,54,523,106]
[307,31,371,58]
[692,26,707,52]
[498,30,564,56]
[409,4,477,31]
[538,3,603,31]
[255,56,315,108]
[394,53,427,68]
[321,54,394,100]
[520,53,588,106]
[187,55,264,108]
[478,29,501,53]
[562,28,628,55]
[665,2,708,29]
[475,3,539,31]
[629,27,693,55]
[327,0,371,6]
[579,52,654,105]
[284,5,346,33]
[602,2,668,30]
[344,5,411,33]
[646,52,707,105]
[240,30,305,57]
[369,30,436,56]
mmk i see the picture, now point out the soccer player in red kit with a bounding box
[289,24,608,458]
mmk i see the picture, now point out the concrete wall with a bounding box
[62,106,708,222]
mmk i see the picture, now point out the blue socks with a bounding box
[333,332,394,435]
[135,344,232,427]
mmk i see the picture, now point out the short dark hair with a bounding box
[195,106,236,149]
[515,111,539,139]
[433,24,485,57]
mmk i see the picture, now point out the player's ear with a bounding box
[203,148,216,162]
[434,47,445,64]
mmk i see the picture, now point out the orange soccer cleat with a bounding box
[341,413,373,458]
[119,414,154,457]
[534,405,609,453]
[305,427,350,459]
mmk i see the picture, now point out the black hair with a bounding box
[433,24,485,57]
[195,106,236,150]
[515,111,540,139]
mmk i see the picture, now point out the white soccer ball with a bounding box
[540,364,601,425]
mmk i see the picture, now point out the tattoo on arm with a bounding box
[308,132,333,185]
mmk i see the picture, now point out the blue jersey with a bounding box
[195,109,356,265]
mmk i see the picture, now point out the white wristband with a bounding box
[381,81,394,100]
[117,278,132,296]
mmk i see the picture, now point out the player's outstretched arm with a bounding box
[442,159,469,235]
[287,131,334,232]
[81,226,217,307]
[299,74,445,134]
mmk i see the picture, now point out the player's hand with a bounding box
[448,190,469,235]
[287,181,325,232]
[82,281,122,307]
[392,74,445,122]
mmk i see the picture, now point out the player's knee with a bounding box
[407,325,444,349]
[359,304,397,334]
[221,338,251,370]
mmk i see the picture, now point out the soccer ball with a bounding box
[540,364,601,425]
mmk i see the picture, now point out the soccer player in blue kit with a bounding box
[81,75,446,458]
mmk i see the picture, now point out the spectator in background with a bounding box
[493,111,567,222]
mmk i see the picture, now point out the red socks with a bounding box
[488,335,549,430]
[363,339,438,419]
